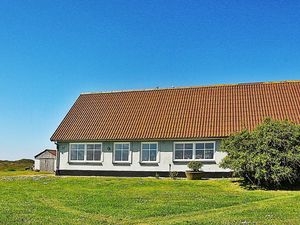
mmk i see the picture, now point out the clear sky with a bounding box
[0,0,299,160]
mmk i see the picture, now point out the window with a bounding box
[87,144,102,161]
[70,144,85,161]
[195,143,214,159]
[141,143,158,162]
[174,143,193,160]
[69,143,102,162]
[114,143,130,163]
[174,141,215,161]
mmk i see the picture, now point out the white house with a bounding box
[50,81,300,177]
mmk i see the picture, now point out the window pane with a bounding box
[87,150,93,160]
[78,144,85,150]
[150,144,157,150]
[122,150,129,161]
[115,150,121,161]
[184,150,193,159]
[195,150,204,159]
[185,144,193,150]
[115,144,122,150]
[94,151,101,161]
[71,150,77,160]
[142,150,149,161]
[205,150,214,159]
[87,144,94,150]
[78,150,84,160]
[142,144,149,150]
[205,143,214,150]
[95,144,101,150]
[175,144,183,150]
[196,143,204,149]
[123,144,129,150]
[150,150,157,161]
[71,144,77,150]
[175,150,183,159]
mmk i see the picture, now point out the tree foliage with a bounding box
[220,118,300,188]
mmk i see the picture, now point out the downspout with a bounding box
[54,142,60,175]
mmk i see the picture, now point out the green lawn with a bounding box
[0,174,299,225]
[0,170,52,176]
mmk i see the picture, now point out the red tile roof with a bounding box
[48,150,57,156]
[51,81,300,142]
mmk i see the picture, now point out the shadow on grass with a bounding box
[231,179,300,191]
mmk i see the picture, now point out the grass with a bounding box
[0,170,52,176]
[0,174,299,224]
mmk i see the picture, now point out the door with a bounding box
[40,159,54,172]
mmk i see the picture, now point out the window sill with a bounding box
[140,162,159,166]
[173,159,216,164]
[113,162,131,165]
[68,161,103,165]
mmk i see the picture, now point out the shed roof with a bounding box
[51,81,300,141]
[35,149,57,158]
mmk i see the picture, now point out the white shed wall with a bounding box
[34,159,40,171]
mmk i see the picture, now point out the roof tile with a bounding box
[51,81,300,141]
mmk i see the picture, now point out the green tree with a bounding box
[220,118,300,188]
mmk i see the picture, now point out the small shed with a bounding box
[34,149,57,172]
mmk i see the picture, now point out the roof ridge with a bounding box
[80,80,300,95]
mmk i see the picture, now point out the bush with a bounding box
[155,172,160,179]
[220,118,300,188]
[187,161,203,172]
[169,171,178,180]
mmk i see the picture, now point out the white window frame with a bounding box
[69,143,103,163]
[194,141,215,161]
[140,142,159,163]
[173,141,216,162]
[173,142,194,161]
[113,142,131,163]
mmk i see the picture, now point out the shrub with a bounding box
[169,171,178,180]
[155,172,160,179]
[187,161,203,172]
[220,118,300,188]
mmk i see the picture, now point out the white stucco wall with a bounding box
[57,140,230,173]
[54,159,57,171]
[34,159,40,171]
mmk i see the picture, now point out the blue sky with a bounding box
[0,0,299,160]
